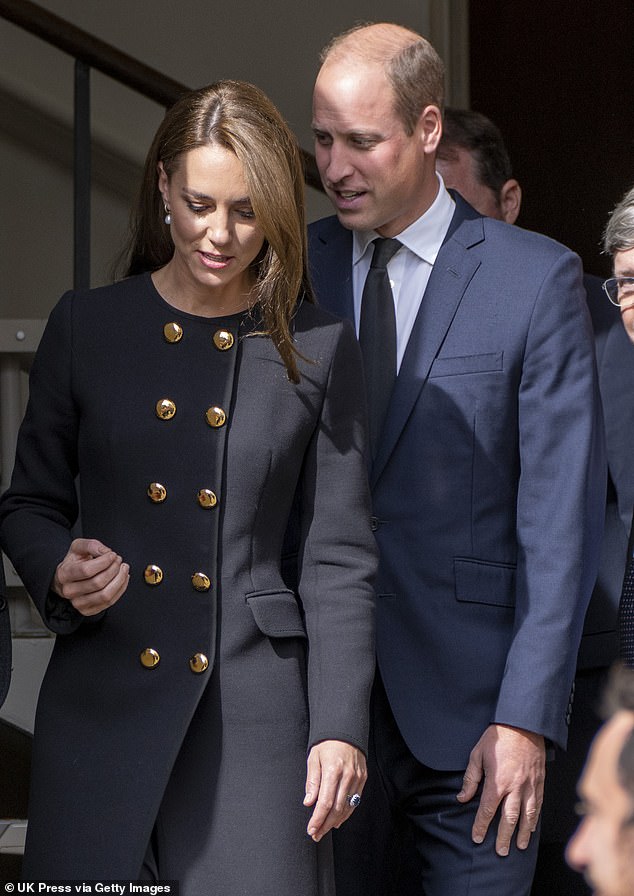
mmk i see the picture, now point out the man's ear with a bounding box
[499,179,522,224]
[419,105,443,155]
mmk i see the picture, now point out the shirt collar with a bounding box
[352,173,455,266]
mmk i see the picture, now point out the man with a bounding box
[437,107,634,895]
[436,107,522,224]
[566,664,634,896]
[603,185,634,668]
[604,186,634,348]
[308,23,606,896]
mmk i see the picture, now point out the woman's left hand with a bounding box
[304,739,367,841]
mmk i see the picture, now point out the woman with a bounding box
[0,80,377,892]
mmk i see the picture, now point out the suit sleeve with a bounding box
[493,250,606,748]
[0,292,84,634]
[297,319,378,753]
[0,560,11,708]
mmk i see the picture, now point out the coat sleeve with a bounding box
[296,319,378,754]
[493,249,607,748]
[0,560,11,708]
[0,292,84,634]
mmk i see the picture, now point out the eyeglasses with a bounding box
[603,276,634,306]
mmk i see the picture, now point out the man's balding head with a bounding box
[319,23,444,136]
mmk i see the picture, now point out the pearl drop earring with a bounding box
[163,202,171,225]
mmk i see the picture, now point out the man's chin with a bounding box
[333,207,373,232]
[335,213,356,231]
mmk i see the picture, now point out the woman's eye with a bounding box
[186,202,209,214]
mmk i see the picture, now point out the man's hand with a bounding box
[304,739,367,842]
[456,723,545,856]
[53,537,130,616]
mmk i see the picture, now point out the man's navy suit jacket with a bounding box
[308,194,606,770]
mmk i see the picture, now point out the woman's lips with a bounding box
[198,250,233,269]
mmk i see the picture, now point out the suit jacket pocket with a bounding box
[430,352,503,378]
[246,589,307,638]
[454,557,516,608]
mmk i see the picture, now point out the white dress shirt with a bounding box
[352,175,455,371]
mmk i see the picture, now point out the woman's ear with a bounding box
[157,162,169,204]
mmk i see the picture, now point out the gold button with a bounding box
[213,329,234,351]
[148,482,167,503]
[140,648,160,669]
[197,488,217,509]
[144,564,163,586]
[191,572,211,592]
[190,653,209,674]
[156,398,176,420]
[205,406,226,428]
[163,322,183,343]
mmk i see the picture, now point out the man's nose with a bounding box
[564,821,588,873]
[324,143,354,184]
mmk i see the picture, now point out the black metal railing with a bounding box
[0,0,323,289]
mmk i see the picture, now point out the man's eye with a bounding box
[618,278,634,295]
[351,138,376,149]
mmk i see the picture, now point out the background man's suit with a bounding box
[308,193,606,892]
[533,275,634,893]
[582,275,634,660]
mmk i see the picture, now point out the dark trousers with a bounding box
[334,676,540,896]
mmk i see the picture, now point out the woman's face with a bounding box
[158,144,265,307]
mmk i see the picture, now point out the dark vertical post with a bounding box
[73,59,91,290]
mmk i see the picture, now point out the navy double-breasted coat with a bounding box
[0,273,377,889]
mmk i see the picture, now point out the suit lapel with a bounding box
[370,209,484,487]
[309,219,354,321]
[309,208,486,489]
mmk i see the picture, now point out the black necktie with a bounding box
[619,524,634,667]
[359,238,401,458]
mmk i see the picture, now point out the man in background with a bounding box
[436,108,521,224]
[437,107,634,895]
[566,664,634,896]
[601,184,634,670]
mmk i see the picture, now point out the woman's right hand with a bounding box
[53,537,130,616]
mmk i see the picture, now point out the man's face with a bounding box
[613,246,634,344]
[566,711,634,896]
[312,57,440,237]
[436,144,502,220]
